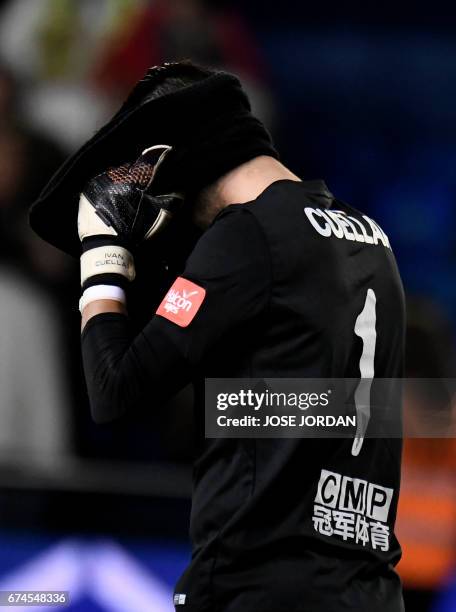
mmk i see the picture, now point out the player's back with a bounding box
[246,179,404,383]
[240,180,404,610]
[180,180,405,612]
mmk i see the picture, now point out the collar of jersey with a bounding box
[211,178,334,226]
[293,179,334,208]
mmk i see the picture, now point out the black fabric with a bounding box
[29,64,278,256]
[81,180,405,612]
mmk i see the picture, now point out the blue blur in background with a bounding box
[0,531,189,612]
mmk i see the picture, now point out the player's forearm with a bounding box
[81,307,192,424]
[81,310,138,423]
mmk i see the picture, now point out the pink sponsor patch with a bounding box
[156,277,206,327]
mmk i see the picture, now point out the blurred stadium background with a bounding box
[0,1,455,610]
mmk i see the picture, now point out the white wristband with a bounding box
[79,284,126,314]
[80,245,135,286]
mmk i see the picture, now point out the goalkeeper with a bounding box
[30,62,405,612]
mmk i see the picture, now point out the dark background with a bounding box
[0,1,454,610]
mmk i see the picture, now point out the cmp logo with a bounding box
[156,277,206,327]
[312,469,394,551]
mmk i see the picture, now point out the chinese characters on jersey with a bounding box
[312,469,393,552]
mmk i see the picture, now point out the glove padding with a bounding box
[78,145,183,246]
[78,144,183,290]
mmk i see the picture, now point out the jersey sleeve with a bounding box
[81,206,271,423]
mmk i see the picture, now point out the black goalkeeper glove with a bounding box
[78,145,183,294]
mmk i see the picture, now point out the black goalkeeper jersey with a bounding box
[82,179,405,612]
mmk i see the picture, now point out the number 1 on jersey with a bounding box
[352,288,377,456]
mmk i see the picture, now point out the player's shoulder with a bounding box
[235,179,335,257]
[240,179,391,251]
[204,200,269,249]
[186,200,271,276]
[242,178,333,229]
